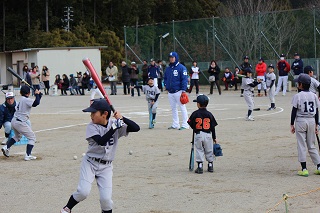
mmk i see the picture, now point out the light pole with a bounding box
[160,32,169,60]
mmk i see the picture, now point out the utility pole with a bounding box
[63,6,73,32]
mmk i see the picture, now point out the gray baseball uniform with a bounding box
[291,91,320,164]
[242,77,254,110]
[141,85,160,113]
[309,77,320,95]
[12,96,36,145]
[266,72,276,104]
[72,120,128,211]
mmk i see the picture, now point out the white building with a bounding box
[0,46,107,86]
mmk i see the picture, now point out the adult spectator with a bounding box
[157,60,164,92]
[22,65,32,87]
[163,52,189,130]
[0,92,16,145]
[61,74,69,95]
[41,66,50,95]
[291,52,304,89]
[76,72,83,95]
[141,60,149,85]
[121,61,130,95]
[30,66,40,95]
[240,56,253,97]
[69,74,77,95]
[128,62,140,97]
[189,61,200,95]
[81,72,90,95]
[148,59,160,88]
[275,54,290,96]
[106,61,118,95]
[208,60,221,95]
[255,58,267,96]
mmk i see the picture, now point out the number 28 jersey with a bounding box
[291,91,319,118]
[187,108,218,134]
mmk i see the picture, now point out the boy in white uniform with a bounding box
[266,64,277,110]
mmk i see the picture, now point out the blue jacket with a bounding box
[163,52,188,93]
[147,65,160,78]
[0,101,16,127]
[291,59,304,75]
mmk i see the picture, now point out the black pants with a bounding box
[123,82,130,95]
[189,79,199,94]
[44,81,50,95]
[142,76,148,85]
[210,80,221,95]
[130,79,140,96]
[158,78,163,92]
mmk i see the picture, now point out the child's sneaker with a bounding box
[195,167,203,174]
[24,154,37,161]
[314,169,320,175]
[60,207,71,213]
[1,145,9,157]
[208,163,214,173]
[246,115,254,121]
[298,169,309,177]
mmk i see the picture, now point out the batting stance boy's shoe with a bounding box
[24,154,37,161]
[1,145,9,157]
[298,169,309,177]
[60,207,71,213]
[245,116,254,121]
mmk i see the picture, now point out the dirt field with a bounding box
[1,86,320,213]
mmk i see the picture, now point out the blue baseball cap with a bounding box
[169,52,179,61]
[193,94,209,105]
[20,85,30,95]
[83,99,111,112]
[294,73,311,84]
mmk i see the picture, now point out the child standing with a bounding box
[1,86,42,160]
[291,73,320,177]
[266,64,276,111]
[187,94,218,174]
[242,68,262,121]
[60,99,140,213]
[303,65,320,97]
[132,77,160,128]
[188,61,200,95]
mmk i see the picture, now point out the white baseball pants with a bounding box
[168,91,189,129]
[275,76,288,95]
[195,131,214,163]
[73,156,113,211]
[244,90,254,111]
[257,76,266,90]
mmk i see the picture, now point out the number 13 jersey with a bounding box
[292,91,320,118]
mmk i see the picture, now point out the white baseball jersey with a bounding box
[310,77,320,94]
[141,85,160,101]
[292,91,319,118]
[266,72,276,87]
[14,96,34,122]
[242,77,254,91]
[85,120,128,161]
[191,66,200,79]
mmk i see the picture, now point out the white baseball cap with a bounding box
[5,92,15,99]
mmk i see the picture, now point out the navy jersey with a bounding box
[188,108,218,138]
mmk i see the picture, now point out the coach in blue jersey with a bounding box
[164,52,189,130]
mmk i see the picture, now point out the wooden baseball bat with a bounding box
[82,58,115,112]
[7,67,35,91]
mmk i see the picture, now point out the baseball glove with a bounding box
[180,92,189,104]
[213,143,223,157]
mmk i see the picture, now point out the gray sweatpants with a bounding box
[11,118,36,145]
[195,131,214,163]
[295,117,320,165]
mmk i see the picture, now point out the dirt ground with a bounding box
[1,85,320,213]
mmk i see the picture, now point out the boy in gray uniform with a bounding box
[291,73,320,177]
[133,77,160,128]
[266,64,276,111]
[241,68,262,121]
[303,65,320,97]
[1,86,42,160]
[60,99,140,213]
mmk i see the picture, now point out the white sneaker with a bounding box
[24,154,37,161]
[1,138,8,145]
[1,145,9,157]
[246,115,254,121]
[60,207,71,213]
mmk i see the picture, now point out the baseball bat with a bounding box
[82,58,115,112]
[7,67,35,91]
[189,130,195,171]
